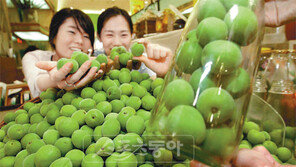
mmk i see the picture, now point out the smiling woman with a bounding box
[22,8,99,98]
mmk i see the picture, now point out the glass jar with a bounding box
[265,50,296,158]
[144,0,265,166]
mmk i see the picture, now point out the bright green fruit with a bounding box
[130,70,143,83]
[28,106,40,117]
[65,149,85,167]
[4,112,16,124]
[243,121,260,134]
[105,113,119,121]
[54,98,64,109]
[0,130,5,142]
[96,101,112,116]
[28,123,38,134]
[130,81,138,88]
[141,73,150,80]
[92,80,104,91]
[105,152,120,167]
[126,96,142,110]
[122,133,143,152]
[103,79,118,92]
[263,140,277,154]
[95,137,114,157]
[23,153,36,167]
[285,126,295,139]
[239,144,251,149]
[116,46,127,54]
[14,149,28,167]
[21,133,40,149]
[34,145,61,167]
[222,68,250,98]
[166,105,206,144]
[119,71,131,84]
[81,153,104,167]
[117,151,138,167]
[79,98,96,111]
[0,148,4,160]
[81,87,97,99]
[132,85,147,98]
[71,51,89,66]
[40,103,58,117]
[0,156,15,167]
[23,102,35,111]
[262,131,271,141]
[126,116,145,135]
[15,113,29,124]
[110,100,125,113]
[71,110,86,126]
[131,42,145,57]
[176,40,202,74]
[93,92,107,104]
[15,109,27,117]
[4,140,21,156]
[62,92,77,105]
[197,0,226,22]
[141,95,156,111]
[140,80,151,92]
[80,125,94,139]
[110,51,120,60]
[36,121,51,137]
[224,6,258,45]
[30,113,44,124]
[189,68,216,95]
[277,147,291,162]
[247,130,265,145]
[201,128,235,157]
[95,54,108,64]
[153,86,162,98]
[272,154,282,164]
[202,40,242,75]
[119,52,132,65]
[163,79,194,110]
[113,134,125,153]
[3,121,16,133]
[49,157,72,167]
[287,158,296,165]
[108,69,121,80]
[196,17,228,47]
[27,139,45,154]
[43,129,60,145]
[284,138,294,150]
[46,107,60,124]
[186,28,198,42]
[262,120,281,133]
[196,87,235,124]
[54,137,73,156]
[107,86,122,100]
[90,59,101,71]
[120,68,130,73]
[153,148,173,166]
[93,126,102,142]
[85,109,104,128]
[269,129,283,145]
[102,118,121,139]
[136,152,145,166]
[54,116,67,130]
[220,0,251,10]
[57,117,79,137]
[120,95,129,104]
[7,124,25,140]
[114,79,120,87]
[120,83,133,96]
[57,58,79,73]
[71,130,92,150]
[136,109,151,121]
[85,143,96,155]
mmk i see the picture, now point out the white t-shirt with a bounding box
[22,50,54,98]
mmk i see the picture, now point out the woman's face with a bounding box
[54,17,92,59]
[99,15,132,55]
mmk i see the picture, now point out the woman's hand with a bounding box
[36,60,103,91]
[265,0,296,27]
[132,39,172,77]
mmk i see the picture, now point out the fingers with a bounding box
[137,38,149,49]
[35,61,57,71]
[74,66,98,89]
[113,56,121,69]
[126,60,133,70]
[252,146,280,166]
[66,60,91,84]
[50,62,73,82]
[190,160,210,167]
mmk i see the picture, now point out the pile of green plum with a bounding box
[239,120,296,165]
[0,68,191,167]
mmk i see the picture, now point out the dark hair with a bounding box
[24,45,38,55]
[97,6,133,37]
[49,8,94,49]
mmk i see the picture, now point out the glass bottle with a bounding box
[265,50,296,157]
[145,0,265,166]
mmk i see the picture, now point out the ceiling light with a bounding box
[83,9,105,14]
[14,31,49,41]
